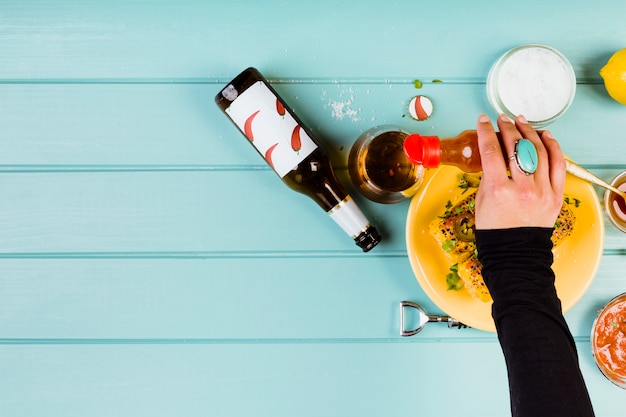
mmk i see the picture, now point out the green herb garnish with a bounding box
[467,199,476,214]
[442,239,456,253]
[446,264,463,291]
[439,200,454,219]
[459,173,482,194]
[564,196,581,208]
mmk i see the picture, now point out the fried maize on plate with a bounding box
[553,202,575,246]
[457,255,490,302]
[428,191,477,263]
[430,189,576,303]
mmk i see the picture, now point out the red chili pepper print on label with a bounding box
[276,99,286,116]
[226,81,317,178]
[265,143,279,169]
[291,125,302,152]
[243,110,260,141]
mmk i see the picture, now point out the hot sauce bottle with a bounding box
[215,67,381,252]
[403,131,484,173]
[403,130,538,176]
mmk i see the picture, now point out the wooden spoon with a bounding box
[565,160,626,203]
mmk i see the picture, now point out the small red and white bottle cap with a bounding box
[408,95,433,121]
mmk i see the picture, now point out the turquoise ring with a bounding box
[510,139,538,175]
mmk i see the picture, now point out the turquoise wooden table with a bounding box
[1,1,626,416]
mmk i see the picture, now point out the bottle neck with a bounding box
[439,130,482,173]
[327,196,381,252]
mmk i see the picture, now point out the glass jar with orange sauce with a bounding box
[591,292,626,388]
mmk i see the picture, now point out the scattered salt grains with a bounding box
[323,86,362,122]
[328,99,361,122]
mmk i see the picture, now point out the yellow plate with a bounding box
[406,166,604,332]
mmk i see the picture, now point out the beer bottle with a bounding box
[215,67,381,252]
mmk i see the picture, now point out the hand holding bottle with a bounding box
[474,114,566,230]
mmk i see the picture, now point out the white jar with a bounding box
[486,44,576,128]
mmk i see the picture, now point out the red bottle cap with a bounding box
[403,134,442,168]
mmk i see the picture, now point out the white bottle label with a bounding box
[225,81,317,177]
[328,196,370,238]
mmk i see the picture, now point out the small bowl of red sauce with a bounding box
[591,292,626,388]
[604,170,626,233]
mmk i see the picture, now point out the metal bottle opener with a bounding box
[400,301,468,336]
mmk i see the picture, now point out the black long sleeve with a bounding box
[476,227,594,417]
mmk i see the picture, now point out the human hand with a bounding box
[475,114,566,230]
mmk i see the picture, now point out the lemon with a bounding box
[600,48,626,105]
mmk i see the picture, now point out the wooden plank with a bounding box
[0,170,399,253]
[1,83,625,167]
[0,257,426,340]
[1,0,624,80]
[0,342,509,417]
[0,341,622,417]
[1,170,624,253]
[0,255,623,341]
